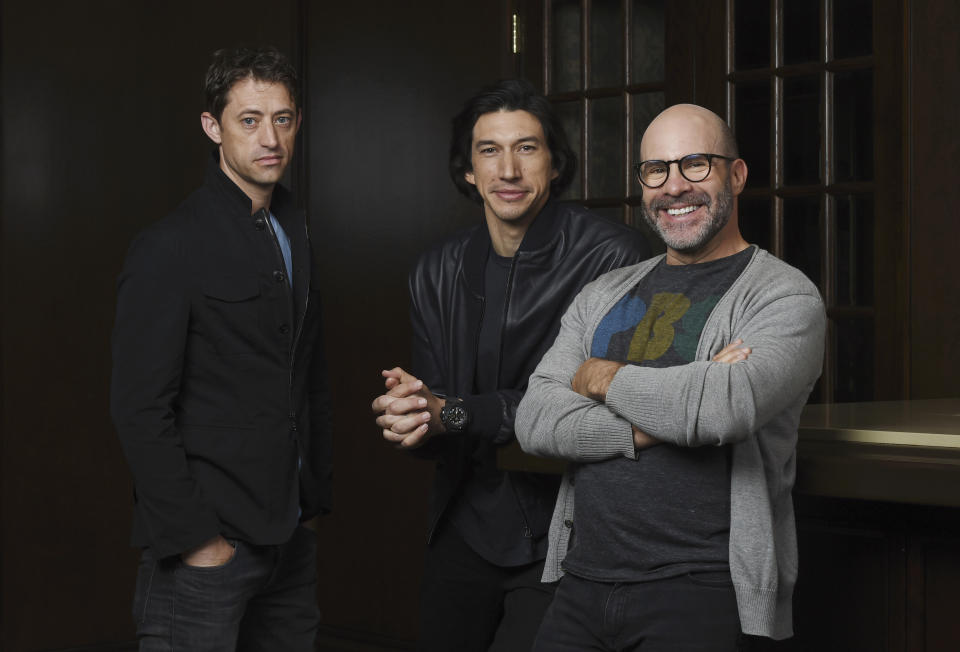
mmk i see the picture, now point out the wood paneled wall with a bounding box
[0,2,298,649]
[303,0,509,642]
[1,0,507,649]
[907,0,960,399]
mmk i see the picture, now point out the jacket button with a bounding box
[279,324,291,334]
[564,519,573,528]
[273,270,285,283]
[254,217,266,230]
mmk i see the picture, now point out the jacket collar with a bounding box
[462,198,563,295]
[203,149,293,218]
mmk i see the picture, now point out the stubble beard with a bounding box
[641,180,734,254]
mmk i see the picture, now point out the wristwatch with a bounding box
[439,398,470,432]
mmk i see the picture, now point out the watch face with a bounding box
[448,406,468,428]
[443,403,469,431]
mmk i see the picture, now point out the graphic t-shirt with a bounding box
[561,247,752,582]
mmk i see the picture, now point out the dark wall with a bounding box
[1,0,507,649]
[908,0,960,399]
[0,2,297,649]
[303,1,508,642]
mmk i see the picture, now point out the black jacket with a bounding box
[111,155,332,559]
[408,199,651,542]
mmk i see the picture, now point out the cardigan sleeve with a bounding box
[604,291,826,447]
[515,282,637,462]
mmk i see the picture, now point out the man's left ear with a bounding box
[551,167,559,181]
[730,158,748,195]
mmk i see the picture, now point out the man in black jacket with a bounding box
[111,47,330,651]
[372,80,650,651]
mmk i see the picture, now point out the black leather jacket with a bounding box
[408,199,651,542]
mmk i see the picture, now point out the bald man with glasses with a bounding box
[515,104,826,651]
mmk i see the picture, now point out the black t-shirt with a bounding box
[562,248,752,582]
[447,249,554,566]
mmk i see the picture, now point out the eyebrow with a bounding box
[235,109,296,122]
[474,135,543,149]
[237,107,295,116]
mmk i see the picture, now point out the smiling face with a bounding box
[639,105,748,262]
[464,109,559,231]
[201,77,300,207]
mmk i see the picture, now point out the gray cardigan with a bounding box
[515,246,825,640]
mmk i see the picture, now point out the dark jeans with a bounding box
[132,525,320,652]
[418,523,555,652]
[533,571,743,652]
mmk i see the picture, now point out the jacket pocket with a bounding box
[201,276,262,355]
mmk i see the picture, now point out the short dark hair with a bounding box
[204,46,300,122]
[449,79,577,203]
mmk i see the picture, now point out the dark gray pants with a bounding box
[418,524,555,652]
[533,571,744,652]
[132,525,320,652]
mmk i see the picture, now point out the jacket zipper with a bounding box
[501,252,534,538]
[497,254,518,388]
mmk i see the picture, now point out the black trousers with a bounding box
[132,525,320,652]
[418,523,555,652]
[533,571,744,652]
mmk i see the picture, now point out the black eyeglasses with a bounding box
[634,153,735,188]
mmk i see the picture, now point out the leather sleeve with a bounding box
[406,264,452,459]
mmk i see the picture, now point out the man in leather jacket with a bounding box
[372,79,650,651]
[111,47,330,650]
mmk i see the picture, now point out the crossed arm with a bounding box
[516,284,824,461]
[568,340,751,449]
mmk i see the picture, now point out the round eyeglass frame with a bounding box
[634,153,736,188]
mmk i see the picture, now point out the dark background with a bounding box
[1,1,958,650]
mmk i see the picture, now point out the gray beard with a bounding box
[641,181,734,254]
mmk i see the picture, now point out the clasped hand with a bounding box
[371,367,445,449]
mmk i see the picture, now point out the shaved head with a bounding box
[641,104,738,161]
[638,103,749,264]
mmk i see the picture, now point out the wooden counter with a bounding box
[796,398,960,507]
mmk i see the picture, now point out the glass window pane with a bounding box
[834,0,873,59]
[735,81,771,187]
[738,196,772,252]
[835,316,875,402]
[784,0,820,65]
[630,0,665,84]
[734,0,771,70]
[783,75,822,185]
[783,195,821,290]
[555,100,583,199]
[834,69,873,182]
[631,205,668,255]
[551,0,582,92]
[835,193,874,306]
[588,95,625,198]
[630,91,665,195]
[590,0,624,88]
